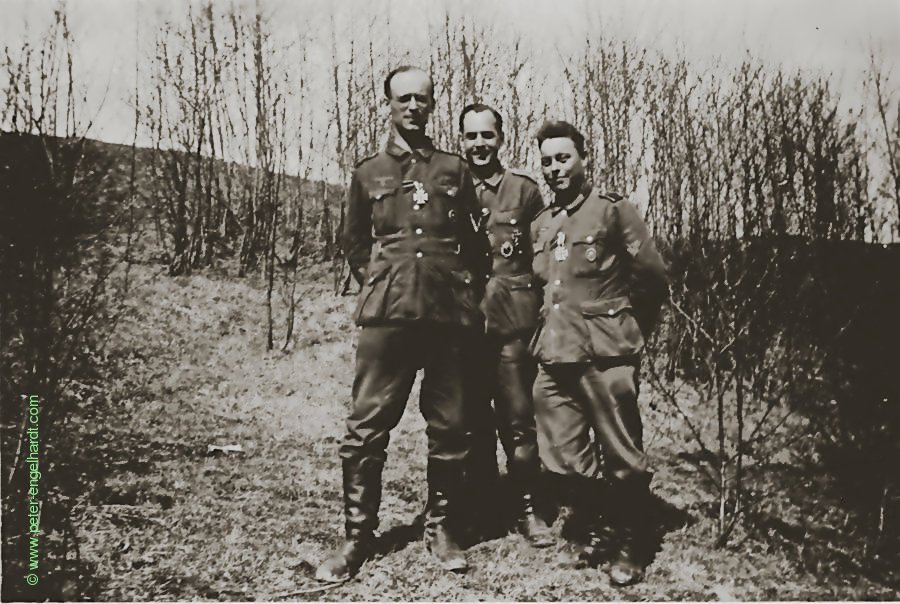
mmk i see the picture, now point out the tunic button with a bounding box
[415,228,423,235]
[586,235,594,243]
[464,276,472,284]
[510,218,518,225]
[553,303,560,310]
[554,279,561,285]
[416,251,423,258]
[607,309,615,316]
[485,274,491,280]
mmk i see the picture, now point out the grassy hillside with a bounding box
[3,132,896,600]
[67,260,897,601]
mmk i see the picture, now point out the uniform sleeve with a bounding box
[530,216,548,289]
[340,170,373,286]
[457,163,491,296]
[523,180,546,223]
[615,200,669,336]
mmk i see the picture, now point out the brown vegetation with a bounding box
[2,1,898,600]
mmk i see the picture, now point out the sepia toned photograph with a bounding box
[1,0,898,600]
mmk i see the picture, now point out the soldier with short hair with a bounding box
[315,66,489,583]
[530,120,668,586]
[458,103,553,546]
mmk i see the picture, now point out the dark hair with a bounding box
[458,103,504,138]
[383,65,434,100]
[535,120,586,158]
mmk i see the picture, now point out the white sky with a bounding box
[1,0,898,145]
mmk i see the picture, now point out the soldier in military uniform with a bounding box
[529,120,668,586]
[458,103,553,546]
[315,66,489,583]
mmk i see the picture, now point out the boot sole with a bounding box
[608,565,644,587]
[426,543,468,572]
[436,558,468,573]
[314,568,352,584]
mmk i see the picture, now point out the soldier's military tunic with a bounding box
[467,168,544,479]
[529,184,667,484]
[339,134,489,539]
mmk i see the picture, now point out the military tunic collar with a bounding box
[550,182,593,216]
[472,167,505,190]
[386,133,435,161]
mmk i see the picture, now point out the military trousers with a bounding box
[338,323,472,537]
[340,323,471,466]
[533,360,650,484]
[466,331,540,473]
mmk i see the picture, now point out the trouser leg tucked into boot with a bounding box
[424,459,468,572]
[608,478,651,586]
[508,459,554,547]
[316,457,382,583]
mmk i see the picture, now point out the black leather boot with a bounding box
[574,477,618,568]
[315,534,373,583]
[316,457,382,583]
[425,459,468,572]
[461,414,500,542]
[607,479,651,586]
[509,460,554,547]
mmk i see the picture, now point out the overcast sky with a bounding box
[2,0,898,145]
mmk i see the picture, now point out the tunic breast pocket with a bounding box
[369,185,399,231]
[571,232,615,277]
[415,178,461,230]
[488,209,528,260]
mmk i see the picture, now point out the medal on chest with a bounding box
[500,228,523,258]
[412,181,428,208]
[554,231,568,262]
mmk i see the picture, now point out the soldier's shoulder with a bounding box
[597,190,624,203]
[531,203,553,226]
[507,168,540,187]
[354,151,385,171]
[433,149,467,166]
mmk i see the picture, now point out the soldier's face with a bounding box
[462,110,502,167]
[388,70,434,134]
[540,137,585,194]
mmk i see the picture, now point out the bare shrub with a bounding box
[1,4,134,598]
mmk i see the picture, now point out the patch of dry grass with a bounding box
[72,263,898,601]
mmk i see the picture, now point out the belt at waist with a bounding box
[375,235,461,257]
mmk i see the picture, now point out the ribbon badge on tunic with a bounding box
[554,231,568,262]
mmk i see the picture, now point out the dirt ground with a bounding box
[71,262,897,601]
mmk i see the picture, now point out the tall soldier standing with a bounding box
[315,66,489,582]
[459,104,553,546]
[529,121,668,586]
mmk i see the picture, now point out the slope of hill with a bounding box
[65,261,897,601]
